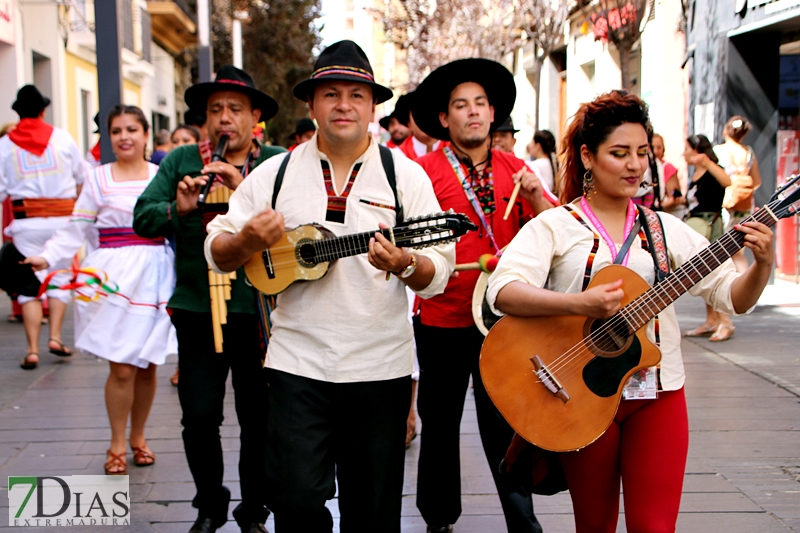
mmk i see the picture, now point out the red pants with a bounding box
[559,388,688,533]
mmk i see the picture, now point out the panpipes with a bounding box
[206,184,234,353]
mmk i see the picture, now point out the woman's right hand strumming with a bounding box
[495,278,625,319]
[22,256,49,272]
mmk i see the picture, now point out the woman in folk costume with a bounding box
[486,91,774,532]
[25,105,177,475]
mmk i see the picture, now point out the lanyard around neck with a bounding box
[443,146,500,251]
[579,197,638,267]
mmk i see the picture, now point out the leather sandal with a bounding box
[48,338,72,357]
[684,323,718,337]
[131,444,155,467]
[20,353,39,370]
[709,324,735,342]
[105,450,127,475]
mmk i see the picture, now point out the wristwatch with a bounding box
[393,254,418,279]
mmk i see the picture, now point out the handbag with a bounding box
[721,146,755,211]
[685,212,720,241]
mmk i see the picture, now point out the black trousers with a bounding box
[264,369,410,533]
[414,318,542,533]
[171,310,270,527]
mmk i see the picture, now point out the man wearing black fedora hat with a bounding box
[394,91,447,160]
[0,84,89,370]
[410,59,558,533]
[379,94,411,148]
[134,65,285,533]
[286,117,316,151]
[491,116,520,154]
[204,40,455,532]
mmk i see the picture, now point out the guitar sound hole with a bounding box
[582,317,633,358]
[297,241,318,267]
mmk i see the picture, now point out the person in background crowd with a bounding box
[683,133,737,342]
[491,116,519,153]
[526,129,559,194]
[651,133,686,217]
[714,116,762,273]
[206,40,454,533]
[0,121,21,323]
[380,95,412,148]
[396,91,447,160]
[172,124,202,148]
[0,85,89,370]
[167,123,201,388]
[134,65,285,533]
[24,105,176,476]
[411,58,556,533]
[488,89,774,533]
[150,129,171,165]
[287,117,316,151]
[185,109,209,142]
[86,113,102,169]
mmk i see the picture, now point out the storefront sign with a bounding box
[0,0,15,45]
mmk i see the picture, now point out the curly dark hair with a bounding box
[559,90,652,204]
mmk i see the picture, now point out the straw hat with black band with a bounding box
[185,65,279,120]
[411,58,515,141]
[293,40,393,104]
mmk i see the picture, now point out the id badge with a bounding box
[622,367,658,400]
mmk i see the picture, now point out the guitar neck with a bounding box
[620,208,776,332]
[313,228,415,263]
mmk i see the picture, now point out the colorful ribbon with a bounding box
[38,257,119,302]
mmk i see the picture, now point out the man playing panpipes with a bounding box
[133,66,285,533]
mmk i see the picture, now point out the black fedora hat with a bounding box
[411,58,515,141]
[379,93,413,130]
[185,65,278,120]
[12,85,51,118]
[493,116,519,133]
[293,40,393,104]
[291,117,316,137]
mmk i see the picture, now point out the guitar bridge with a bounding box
[531,355,570,404]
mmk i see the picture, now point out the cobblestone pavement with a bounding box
[1,283,799,532]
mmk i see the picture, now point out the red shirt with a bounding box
[385,139,398,149]
[416,148,536,328]
[397,136,448,161]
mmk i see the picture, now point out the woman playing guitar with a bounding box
[486,91,774,532]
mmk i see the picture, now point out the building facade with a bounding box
[0,0,195,156]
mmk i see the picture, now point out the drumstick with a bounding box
[455,262,481,271]
[503,181,522,220]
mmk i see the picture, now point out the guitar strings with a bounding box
[543,229,746,384]
[243,227,462,272]
[529,208,768,387]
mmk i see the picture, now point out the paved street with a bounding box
[1,281,799,533]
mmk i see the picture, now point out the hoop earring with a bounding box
[582,169,594,197]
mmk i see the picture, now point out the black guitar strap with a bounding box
[271,145,403,226]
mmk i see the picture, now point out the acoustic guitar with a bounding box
[244,211,477,295]
[480,175,800,452]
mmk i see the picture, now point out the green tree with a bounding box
[212,0,322,147]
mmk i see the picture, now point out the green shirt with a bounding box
[133,143,286,314]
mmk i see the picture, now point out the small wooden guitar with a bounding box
[244,211,477,295]
[480,175,800,452]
